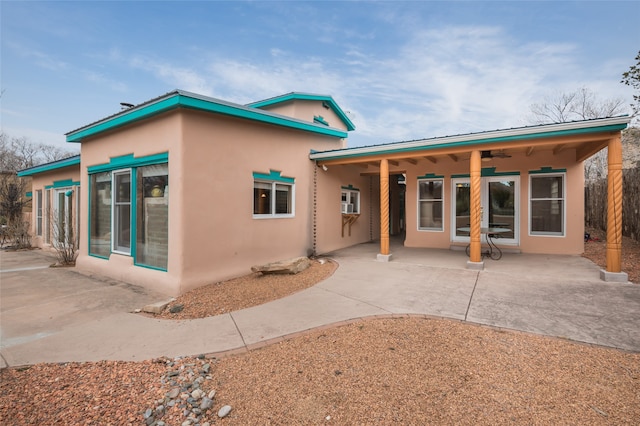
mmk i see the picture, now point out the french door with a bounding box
[452,176,519,245]
[53,188,74,246]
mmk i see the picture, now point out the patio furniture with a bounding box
[457,227,512,260]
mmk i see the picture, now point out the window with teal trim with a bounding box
[136,164,168,269]
[88,155,169,269]
[89,172,112,257]
[530,174,565,235]
[253,180,294,217]
[418,179,443,230]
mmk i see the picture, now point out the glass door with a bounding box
[483,177,518,244]
[112,170,131,254]
[452,176,519,245]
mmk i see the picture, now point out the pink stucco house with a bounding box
[18,90,632,295]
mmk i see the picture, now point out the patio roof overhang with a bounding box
[309,116,631,169]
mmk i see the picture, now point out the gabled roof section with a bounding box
[66,90,349,143]
[17,155,81,177]
[248,92,356,131]
[310,116,631,161]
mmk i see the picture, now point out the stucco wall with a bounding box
[401,147,585,255]
[177,110,347,293]
[28,166,81,250]
[74,111,183,296]
[256,99,350,137]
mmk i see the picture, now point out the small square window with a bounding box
[254,180,294,217]
[341,188,360,214]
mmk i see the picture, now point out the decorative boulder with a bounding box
[251,256,311,275]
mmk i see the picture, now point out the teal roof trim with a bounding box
[253,169,295,184]
[45,178,81,189]
[17,155,80,177]
[310,120,629,162]
[66,91,348,143]
[314,115,329,126]
[249,93,356,131]
[529,166,567,174]
[88,152,168,174]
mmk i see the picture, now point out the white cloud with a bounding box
[129,56,214,96]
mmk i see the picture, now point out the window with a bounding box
[253,181,294,217]
[136,164,168,269]
[341,187,360,214]
[112,170,131,253]
[530,174,564,235]
[418,179,443,230]
[89,172,112,257]
[35,190,43,236]
[89,156,169,269]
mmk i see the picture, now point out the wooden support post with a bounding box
[380,158,390,257]
[469,150,482,263]
[606,135,623,273]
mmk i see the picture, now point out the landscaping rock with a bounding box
[218,405,232,418]
[251,256,311,275]
[142,299,175,314]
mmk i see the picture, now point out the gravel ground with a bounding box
[2,238,639,425]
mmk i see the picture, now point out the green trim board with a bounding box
[17,155,80,177]
[417,173,445,179]
[253,169,295,184]
[25,191,32,197]
[341,184,360,191]
[314,115,329,126]
[248,92,356,131]
[44,179,81,189]
[66,91,349,143]
[529,166,567,174]
[451,168,521,178]
[88,152,169,174]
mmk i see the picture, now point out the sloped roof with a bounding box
[17,155,81,177]
[247,92,356,131]
[310,116,631,162]
[66,90,350,143]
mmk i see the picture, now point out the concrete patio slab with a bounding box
[1,242,638,368]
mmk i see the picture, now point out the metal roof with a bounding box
[310,116,631,161]
[66,90,350,143]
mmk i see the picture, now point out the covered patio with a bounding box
[311,116,631,282]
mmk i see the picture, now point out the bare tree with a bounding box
[527,87,629,181]
[621,50,640,116]
[528,87,626,125]
[0,132,76,172]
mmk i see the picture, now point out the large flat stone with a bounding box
[251,256,311,275]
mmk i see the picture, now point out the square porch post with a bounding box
[601,135,628,282]
[377,158,392,261]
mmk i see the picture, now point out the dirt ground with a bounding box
[582,227,640,283]
[1,231,639,425]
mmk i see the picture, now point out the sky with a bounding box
[1,1,639,153]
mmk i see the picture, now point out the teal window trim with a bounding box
[130,169,138,260]
[25,191,32,197]
[133,261,168,272]
[253,169,295,184]
[341,184,360,191]
[87,155,169,270]
[314,115,329,126]
[88,152,169,174]
[529,166,568,174]
[452,168,520,179]
[45,179,81,189]
[417,173,445,179]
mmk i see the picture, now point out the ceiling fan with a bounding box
[481,150,511,161]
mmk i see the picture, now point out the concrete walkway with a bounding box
[1,244,639,368]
